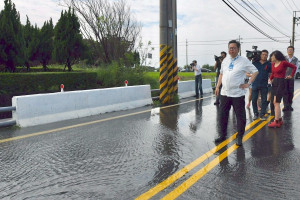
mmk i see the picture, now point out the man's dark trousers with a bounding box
[283,79,294,109]
[220,95,246,139]
[252,87,268,116]
[195,74,203,96]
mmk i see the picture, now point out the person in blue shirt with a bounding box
[251,50,272,120]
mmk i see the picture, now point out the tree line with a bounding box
[0,0,141,72]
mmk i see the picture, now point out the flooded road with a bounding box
[1,81,300,199]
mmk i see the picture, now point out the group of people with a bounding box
[213,40,298,146]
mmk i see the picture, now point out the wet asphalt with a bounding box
[0,81,300,200]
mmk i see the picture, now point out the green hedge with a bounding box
[0,72,97,95]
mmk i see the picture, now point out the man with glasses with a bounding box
[283,46,299,111]
[215,40,259,146]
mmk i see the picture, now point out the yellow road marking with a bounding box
[0,95,213,144]
[135,119,261,200]
[161,116,273,200]
[137,88,300,199]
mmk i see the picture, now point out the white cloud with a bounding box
[0,0,61,27]
[1,0,300,68]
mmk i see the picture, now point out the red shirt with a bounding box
[270,60,296,80]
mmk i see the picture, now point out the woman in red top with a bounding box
[268,50,296,128]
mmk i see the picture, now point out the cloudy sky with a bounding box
[1,0,300,68]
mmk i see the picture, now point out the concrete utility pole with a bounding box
[159,0,178,104]
[291,11,300,47]
[186,39,188,66]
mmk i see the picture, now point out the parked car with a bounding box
[201,68,212,72]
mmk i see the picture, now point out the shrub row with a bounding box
[0,72,97,95]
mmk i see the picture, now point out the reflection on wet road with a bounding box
[1,82,300,199]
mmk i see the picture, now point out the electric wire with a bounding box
[285,0,295,12]
[254,0,291,31]
[280,0,293,14]
[242,0,290,37]
[222,0,280,42]
[290,0,300,10]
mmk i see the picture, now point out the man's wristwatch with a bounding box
[248,83,252,86]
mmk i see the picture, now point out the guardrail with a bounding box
[0,106,16,127]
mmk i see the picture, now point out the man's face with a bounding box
[260,52,268,62]
[287,48,294,56]
[221,53,226,59]
[228,43,239,58]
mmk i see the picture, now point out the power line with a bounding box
[241,0,290,37]
[280,0,293,14]
[285,0,295,12]
[254,0,290,31]
[222,0,280,42]
[290,0,300,10]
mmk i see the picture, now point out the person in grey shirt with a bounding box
[283,46,299,111]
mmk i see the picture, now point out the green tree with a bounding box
[53,8,84,71]
[0,0,24,72]
[23,16,40,71]
[36,19,54,71]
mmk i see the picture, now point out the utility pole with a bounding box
[186,39,188,66]
[159,0,177,104]
[291,11,300,47]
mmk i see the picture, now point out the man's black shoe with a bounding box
[214,101,220,105]
[214,136,226,143]
[194,95,199,97]
[290,106,294,111]
[236,137,243,146]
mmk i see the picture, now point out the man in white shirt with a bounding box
[192,60,203,97]
[215,40,259,146]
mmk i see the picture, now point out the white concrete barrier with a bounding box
[12,85,152,127]
[178,79,212,99]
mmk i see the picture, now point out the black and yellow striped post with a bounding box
[173,58,178,95]
[160,44,169,104]
[167,46,175,102]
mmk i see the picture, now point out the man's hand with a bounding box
[215,87,219,96]
[239,83,250,89]
[285,75,292,79]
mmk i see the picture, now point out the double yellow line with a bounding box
[136,117,271,200]
[136,88,300,200]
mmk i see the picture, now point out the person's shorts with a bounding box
[271,78,286,103]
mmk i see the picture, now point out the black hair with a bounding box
[221,51,227,56]
[228,40,241,49]
[271,50,286,61]
[287,46,294,51]
[261,49,268,54]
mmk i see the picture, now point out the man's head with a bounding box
[287,46,294,57]
[228,40,240,58]
[260,50,268,62]
[193,60,197,65]
[221,51,227,59]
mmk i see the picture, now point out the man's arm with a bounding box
[239,71,259,89]
[215,73,223,96]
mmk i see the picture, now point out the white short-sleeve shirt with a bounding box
[220,56,258,97]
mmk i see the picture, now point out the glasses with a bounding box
[229,47,238,50]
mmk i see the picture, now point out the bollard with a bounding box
[60,84,64,92]
[124,80,128,87]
